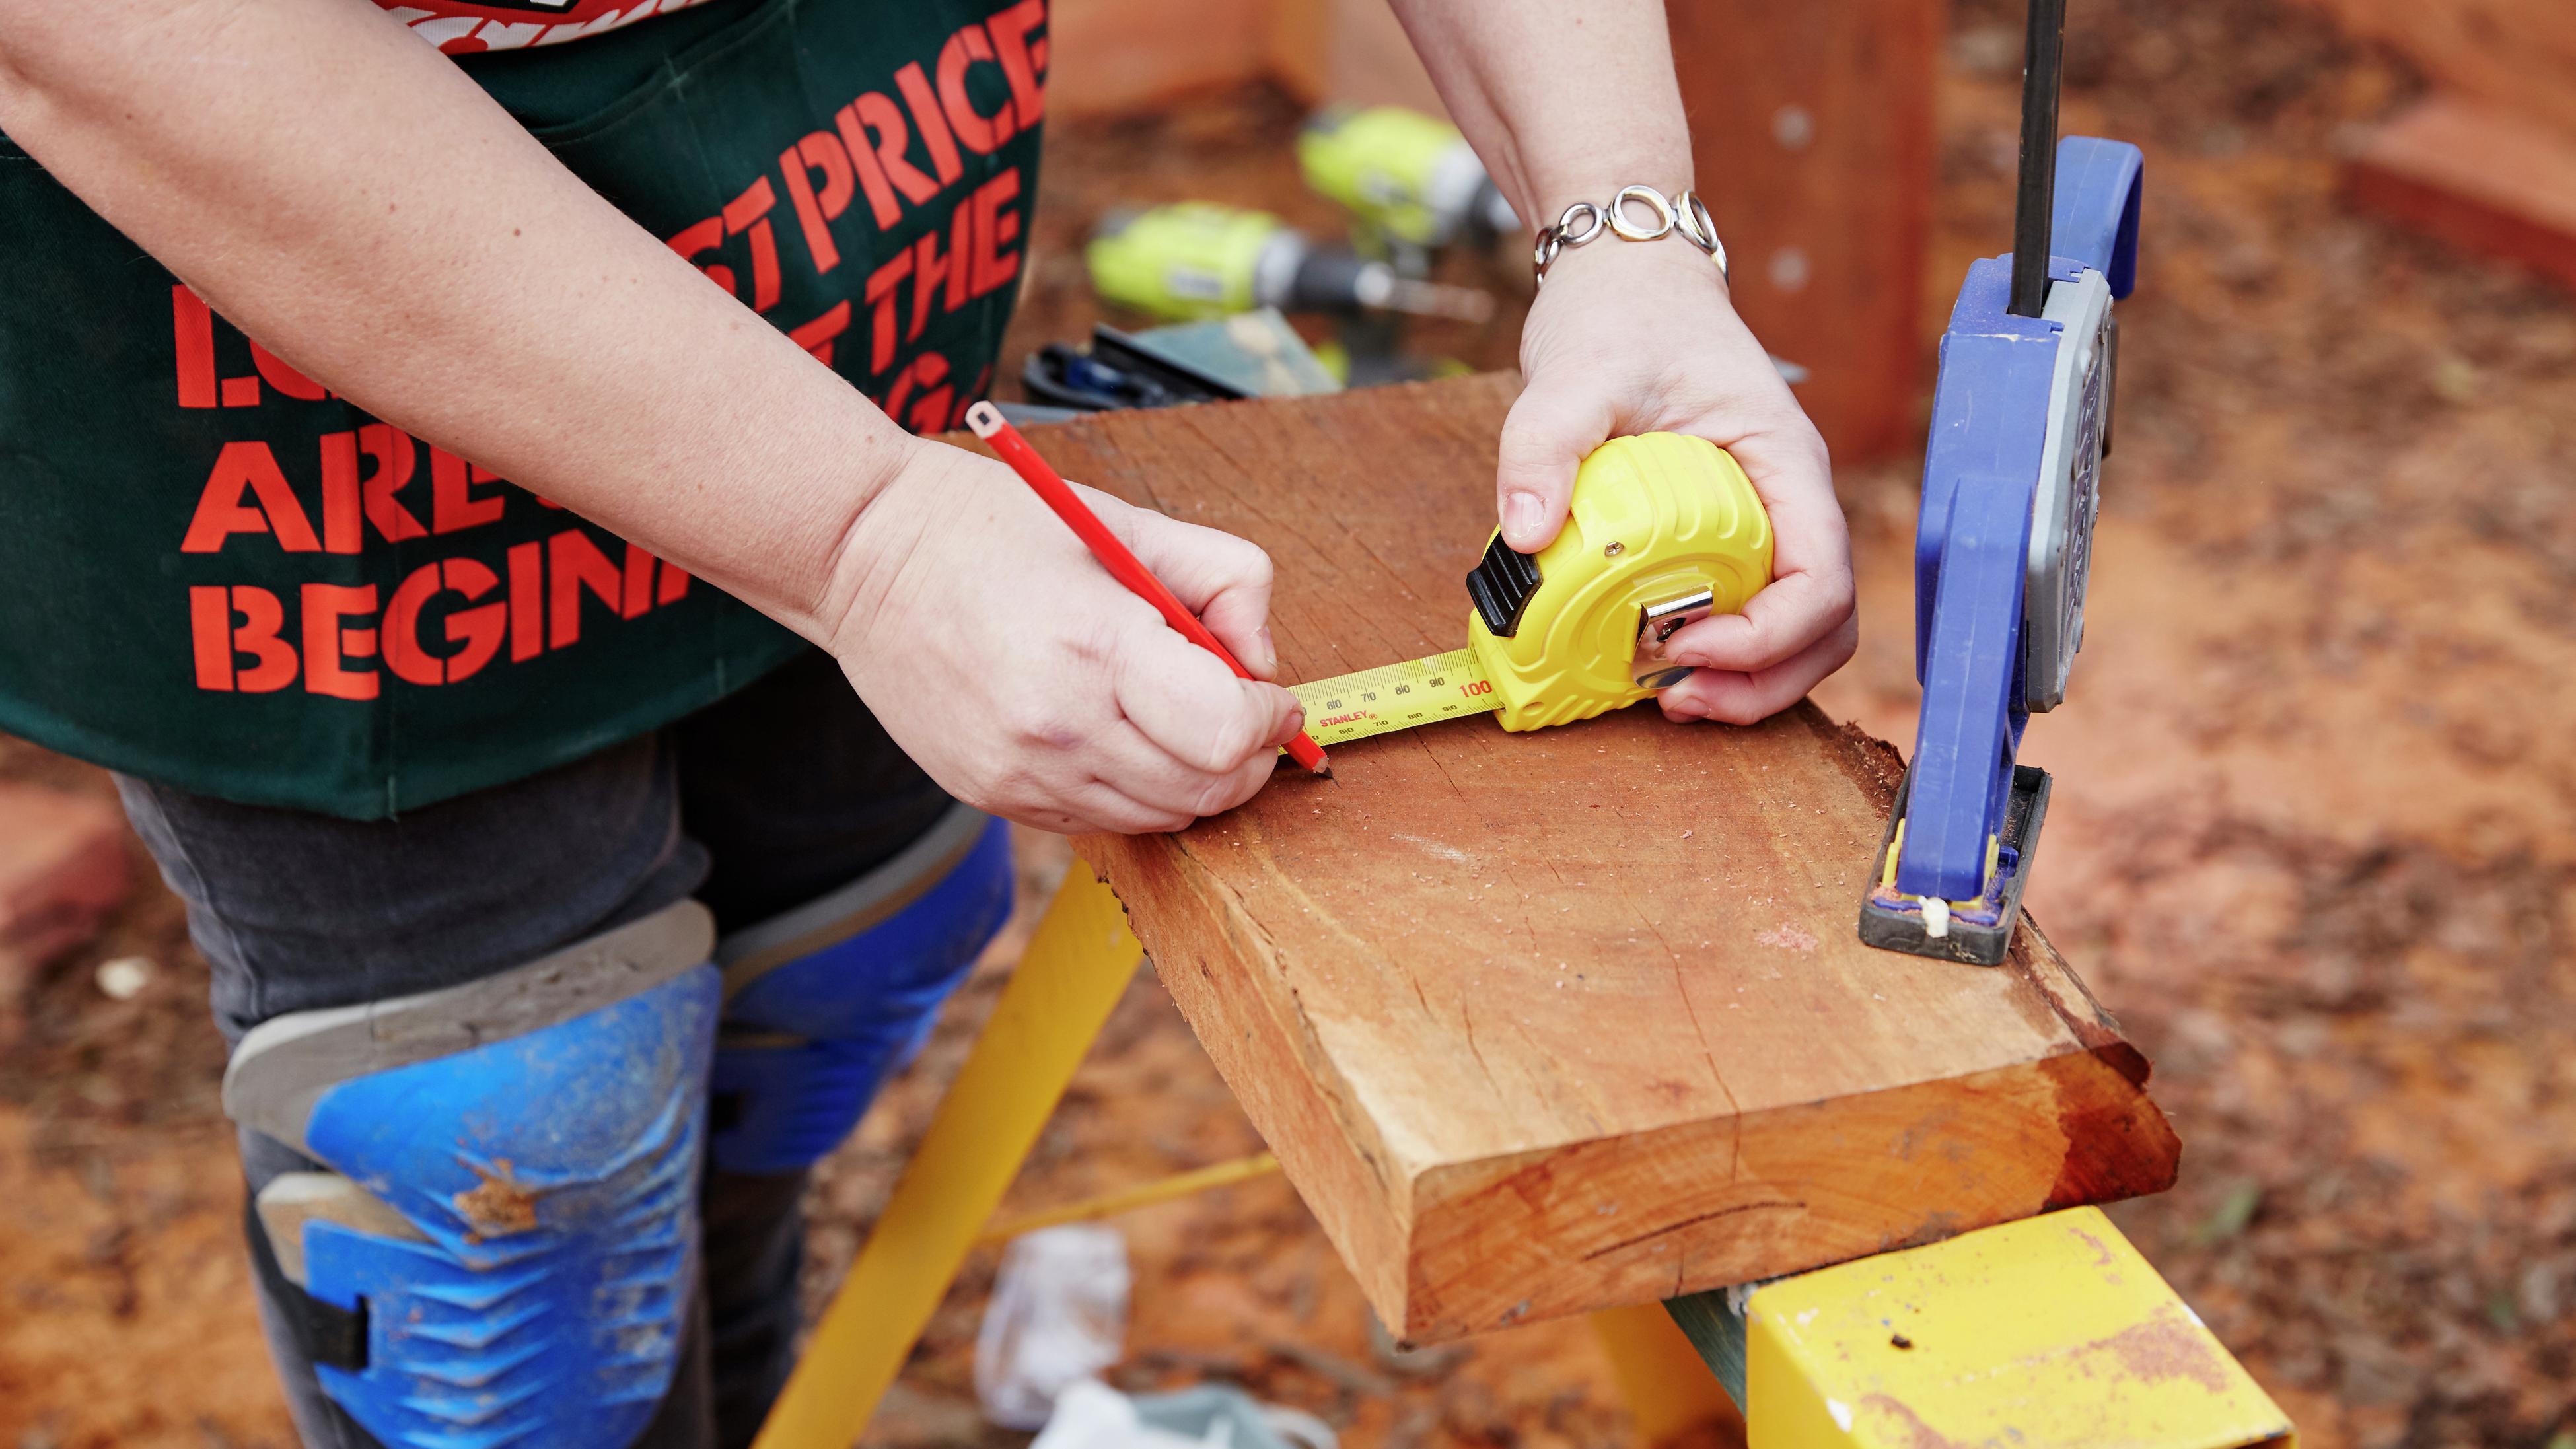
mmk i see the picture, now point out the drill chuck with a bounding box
[1264,236,1493,323]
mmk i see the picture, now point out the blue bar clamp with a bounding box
[1857,135,2143,964]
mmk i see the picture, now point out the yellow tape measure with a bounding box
[1285,433,1774,752]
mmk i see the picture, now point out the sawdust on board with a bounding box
[1754,923,1820,953]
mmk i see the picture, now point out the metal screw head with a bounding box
[1604,541,1626,557]
[1773,104,1816,151]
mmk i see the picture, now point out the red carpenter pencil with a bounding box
[962,402,1330,775]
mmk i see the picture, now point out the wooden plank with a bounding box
[2298,0,2576,139]
[2345,94,2576,289]
[1000,374,2177,1343]
[1667,0,1943,467]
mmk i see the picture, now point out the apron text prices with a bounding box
[668,3,1041,433]
[155,2,1047,705]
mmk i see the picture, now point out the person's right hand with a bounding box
[827,441,1308,835]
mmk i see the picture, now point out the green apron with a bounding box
[0,0,1046,818]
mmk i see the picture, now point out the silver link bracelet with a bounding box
[1532,184,1729,287]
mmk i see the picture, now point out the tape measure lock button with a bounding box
[1465,534,1543,637]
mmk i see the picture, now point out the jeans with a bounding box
[116,647,951,1449]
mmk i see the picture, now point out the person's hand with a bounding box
[828,442,1306,834]
[1501,240,1857,725]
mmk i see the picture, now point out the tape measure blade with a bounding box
[1285,647,1498,747]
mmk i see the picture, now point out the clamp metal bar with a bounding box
[2009,0,2069,318]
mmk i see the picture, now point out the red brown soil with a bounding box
[5,1,2573,1446]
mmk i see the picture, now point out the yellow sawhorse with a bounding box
[754,862,2297,1449]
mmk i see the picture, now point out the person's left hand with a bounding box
[1496,236,1857,725]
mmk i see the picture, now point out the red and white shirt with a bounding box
[375,0,721,55]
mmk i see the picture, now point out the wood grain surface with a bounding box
[1668,0,1942,467]
[995,375,2178,1342]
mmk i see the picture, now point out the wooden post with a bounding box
[1666,0,1946,466]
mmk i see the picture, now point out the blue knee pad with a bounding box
[711,804,1013,1175]
[225,903,719,1449]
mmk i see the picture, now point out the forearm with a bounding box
[1383,0,1696,229]
[0,0,906,641]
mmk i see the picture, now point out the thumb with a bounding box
[1495,382,1614,553]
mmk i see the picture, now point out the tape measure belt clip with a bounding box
[1635,589,1716,687]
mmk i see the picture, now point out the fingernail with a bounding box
[1256,625,1278,675]
[1666,697,1709,721]
[1502,491,1546,544]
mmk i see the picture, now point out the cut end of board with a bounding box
[1378,999,2181,1342]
